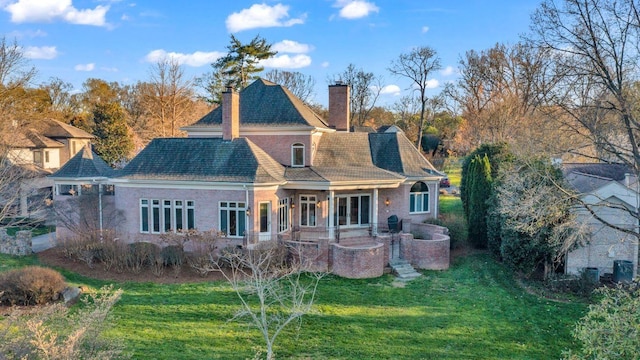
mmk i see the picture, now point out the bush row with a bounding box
[59,231,220,276]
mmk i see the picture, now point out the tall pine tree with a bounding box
[92,102,133,166]
[468,154,492,248]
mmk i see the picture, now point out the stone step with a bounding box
[390,261,422,281]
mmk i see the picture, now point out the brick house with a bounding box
[50,79,450,278]
[563,163,639,279]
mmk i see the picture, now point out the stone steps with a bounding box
[390,259,422,281]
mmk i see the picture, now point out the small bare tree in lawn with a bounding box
[218,243,325,360]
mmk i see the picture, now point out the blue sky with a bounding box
[0,0,541,106]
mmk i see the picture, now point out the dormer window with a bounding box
[292,143,305,167]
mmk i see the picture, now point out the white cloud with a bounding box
[380,84,400,95]
[261,54,311,69]
[6,29,47,38]
[226,3,305,32]
[321,61,330,68]
[144,49,224,67]
[426,79,439,89]
[101,66,119,72]
[333,0,379,19]
[272,40,312,54]
[23,46,57,59]
[4,0,109,26]
[74,63,95,71]
[441,66,455,76]
[421,26,429,33]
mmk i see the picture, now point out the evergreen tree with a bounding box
[199,35,276,104]
[467,155,492,248]
[92,102,133,166]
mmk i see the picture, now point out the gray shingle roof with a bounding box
[116,137,285,183]
[284,132,439,183]
[190,79,328,129]
[42,119,95,139]
[563,163,631,193]
[50,145,114,179]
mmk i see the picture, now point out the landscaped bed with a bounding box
[0,249,587,359]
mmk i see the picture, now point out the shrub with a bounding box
[161,245,185,267]
[564,281,640,359]
[0,266,67,306]
[0,285,128,360]
[426,213,467,249]
[127,242,160,273]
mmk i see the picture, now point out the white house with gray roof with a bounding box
[563,163,639,279]
[50,79,448,278]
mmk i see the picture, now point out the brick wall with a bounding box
[331,242,384,278]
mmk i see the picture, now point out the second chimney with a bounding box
[328,82,350,132]
[222,86,240,140]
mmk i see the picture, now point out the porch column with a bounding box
[328,190,335,239]
[372,188,379,236]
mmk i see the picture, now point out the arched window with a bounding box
[292,143,305,167]
[409,182,429,213]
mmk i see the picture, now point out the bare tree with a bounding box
[331,64,383,127]
[388,47,442,149]
[0,150,48,228]
[264,69,316,104]
[143,59,195,137]
[0,37,37,131]
[218,244,324,360]
[528,0,640,239]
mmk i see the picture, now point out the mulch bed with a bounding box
[36,248,225,284]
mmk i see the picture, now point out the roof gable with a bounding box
[190,79,328,129]
[42,119,95,139]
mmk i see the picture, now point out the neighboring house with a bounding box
[50,79,449,278]
[3,119,94,219]
[563,163,639,278]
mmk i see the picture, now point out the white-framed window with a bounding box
[300,195,317,227]
[409,182,430,214]
[278,198,290,233]
[57,184,78,196]
[220,201,246,237]
[151,200,161,233]
[186,201,195,230]
[174,200,184,231]
[141,198,195,234]
[140,199,149,233]
[44,150,50,163]
[292,143,305,167]
[33,151,42,164]
[163,200,172,232]
[334,194,370,227]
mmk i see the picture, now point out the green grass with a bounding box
[443,158,462,188]
[0,252,586,359]
[439,195,463,216]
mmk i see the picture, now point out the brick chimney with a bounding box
[328,82,350,132]
[222,86,239,140]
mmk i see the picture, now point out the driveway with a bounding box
[32,232,57,253]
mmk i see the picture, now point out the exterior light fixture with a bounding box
[246,207,251,216]
[385,198,391,206]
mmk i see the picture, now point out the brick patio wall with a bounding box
[331,242,385,278]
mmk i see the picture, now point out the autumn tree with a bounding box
[332,64,383,127]
[199,35,276,104]
[388,46,441,149]
[92,102,134,166]
[265,69,316,104]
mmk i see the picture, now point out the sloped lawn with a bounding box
[0,251,586,359]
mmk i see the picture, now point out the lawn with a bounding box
[1,252,586,359]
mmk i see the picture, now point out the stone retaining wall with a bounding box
[0,229,32,256]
